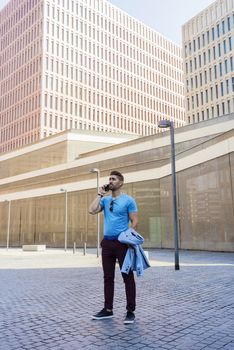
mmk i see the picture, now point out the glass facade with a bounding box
[0,151,233,251]
[0,117,233,251]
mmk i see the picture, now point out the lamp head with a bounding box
[90,168,100,173]
[158,120,172,128]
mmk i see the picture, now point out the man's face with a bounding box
[109,175,123,191]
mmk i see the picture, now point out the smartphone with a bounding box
[103,184,110,191]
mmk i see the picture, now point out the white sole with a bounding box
[92,315,114,320]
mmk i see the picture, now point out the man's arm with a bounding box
[129,212,138,230]
[88,187,105,215]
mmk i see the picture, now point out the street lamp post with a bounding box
[60,189,68,251]
[5,200,11,250]
[158,120,180,270]
[90,168,100,258]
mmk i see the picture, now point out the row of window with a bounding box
[0,131,40,153]
[1,76,40,111]
[183,0,233,39]
[2,108,184,151]
[43,34,182,72]
[43,111,156,132]
[186,57,233,91]
[0,114,40,143]
[1,67,40,102]
[41,120,158,138]
[44,93,184,122]
[187,98,234,124]
[46,0,181,54]
[45,15,180,60]
[0,0,39,36]
[42,110,184,137]
[0,27,41,72]
[44,76,183,108]
[187,78,234,111]
[0,56,41,90]
[44,63,183,97]
[0,93,40,126]
[1,0,180,56]
[184,14,234,56]
[185,39,233,74]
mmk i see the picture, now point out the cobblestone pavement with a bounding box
[0,248,234,350]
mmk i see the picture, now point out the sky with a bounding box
[0,0,216,45]
[108,0,215,45]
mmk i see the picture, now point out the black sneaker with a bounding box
[92,308,113,320]
[124,311,135,324]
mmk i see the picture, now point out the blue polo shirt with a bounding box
[100,193,138,238]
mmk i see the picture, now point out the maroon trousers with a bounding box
[101,239,136,312]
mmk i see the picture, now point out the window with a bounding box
[213,46,216,59]
[210,86,213,100]
[229,37,232,51]
[222,20,225,35]
[227,17,230,31]
[221,82,224,96]
[226,79,229,94]
[225,59,228,73]
[223,40,227,54]
[217,24,220,38]
[202,33,205,46]
[212,27,215,40]
[219,62,222,77]
[208,49,211,62]
[203,52,206,65]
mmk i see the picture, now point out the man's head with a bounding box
[109,170,124,191]
[110,170,124,182]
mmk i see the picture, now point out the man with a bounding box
[89,170,138,324]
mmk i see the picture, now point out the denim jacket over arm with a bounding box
[118,228,151,276]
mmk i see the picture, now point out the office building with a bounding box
[0,0,185,153]
[182,0,234,124]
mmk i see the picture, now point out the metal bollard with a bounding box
[73,242,76,254]
[83,242,86,256]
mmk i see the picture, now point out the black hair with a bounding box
[110,170,124,182]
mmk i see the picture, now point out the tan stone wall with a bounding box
[0,152,233,251]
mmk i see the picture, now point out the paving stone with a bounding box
[0,249,234,350]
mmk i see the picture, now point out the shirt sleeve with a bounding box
[128,197,138,213]
[100,197,105,209]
